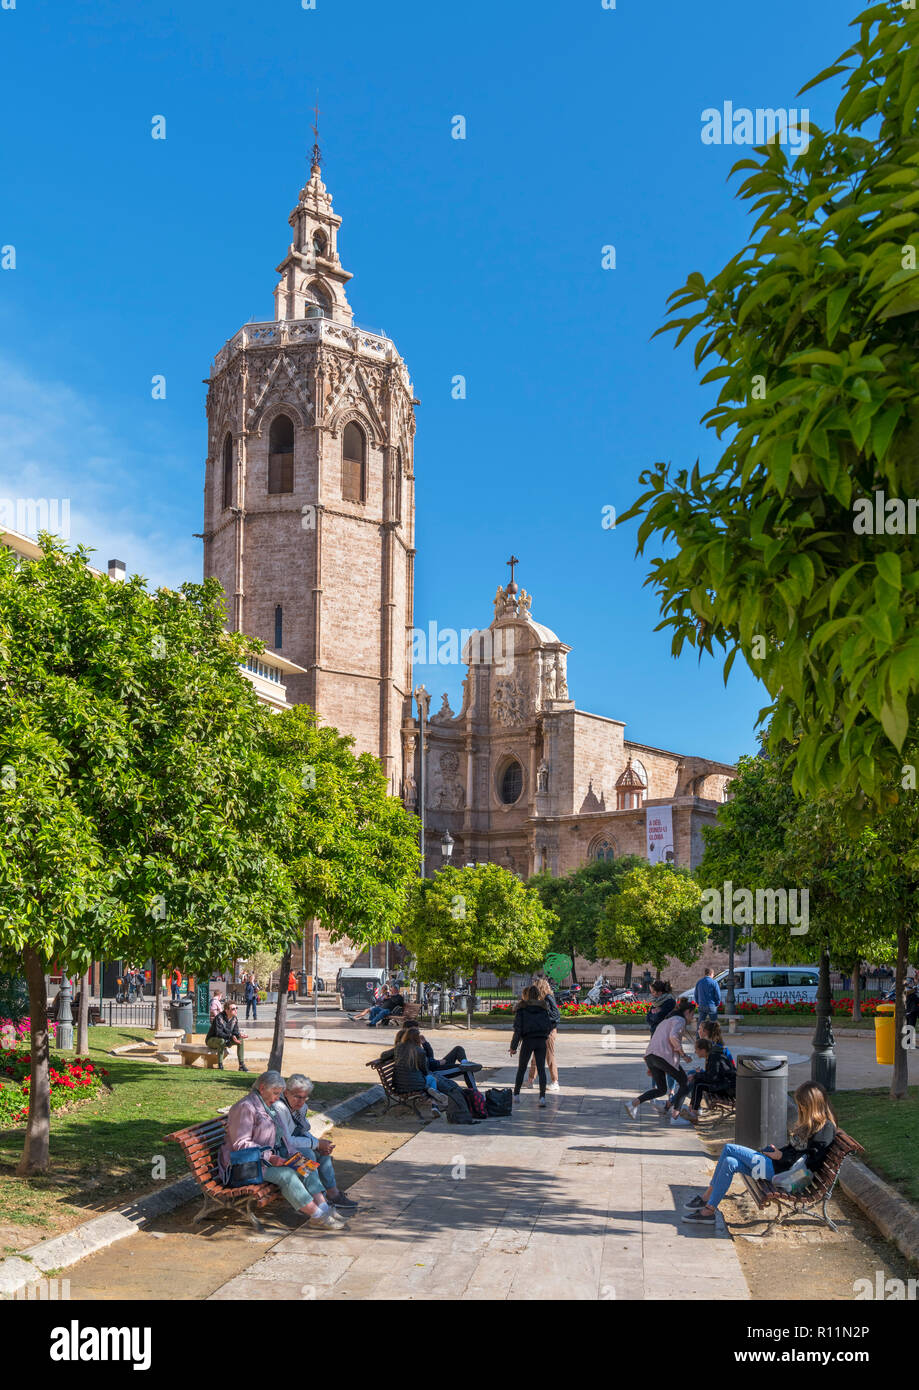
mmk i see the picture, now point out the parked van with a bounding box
[680,966,819,1007]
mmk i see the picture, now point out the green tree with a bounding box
[0,540,297,1173]
[261,704,420,1070]
[621,3,919,811]
[401,862,554,992]
[530,856,644,981]
[596,863,706,982]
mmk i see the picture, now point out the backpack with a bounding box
[441,1079,478,1124]
[464,1089,487,1119]
[485,1087,513,1117]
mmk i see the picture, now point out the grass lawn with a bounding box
[831,1086,919,1206]
[0,1026,361,1246]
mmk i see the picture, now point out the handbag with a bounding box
[771,1156,814,1193]
[485,1087,513,1117]
[226,1145,265,1188]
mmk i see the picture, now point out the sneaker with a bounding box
[625,1101,640,1120]
[330,1193,359,1211]
[546,1081,560,1093]
[670,1113,692,1127]
[684,1194,707,1210]
[322,1206,348,1226]
[538,1096,547,1107]
[682,1208,716,1224]
[652,1098,668,1110]
[239,1064,249,1072]
[307,1213,342,1232]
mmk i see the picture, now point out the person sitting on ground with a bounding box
[683,1081,837,1225]
[510,985,554,1105]
[271,1073,358,1212]
[682,1037,736,1123]
[526,975,561,1093]
[206,1000,249,1071]
[625,998,697,1126]
[218,1071,345,1232]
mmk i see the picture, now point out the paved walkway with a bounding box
[208,1036,749,1301]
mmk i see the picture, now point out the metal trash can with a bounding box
[173,998,195,1036]
[735,1052,789,1149]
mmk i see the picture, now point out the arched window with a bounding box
[274,605,283,650]
[268,415,294,494]
[499,760,523,805]
[303,279,332,319]
[342,421,366,502]
[312,231,326,258]
[222,434,233,509]
[589,835,618,863]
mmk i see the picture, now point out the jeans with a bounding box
[637,1057,688,1111]
[708,1143,773,1209]
[206,1035,245,1067]
[433,1045,478,1090]
[697,1006,718,1024]
[514,1039,547,1096]
[367,1005,391,1026]
[171,985,180,1003]
[245,998,257,1020]
[262,1162,317,1212]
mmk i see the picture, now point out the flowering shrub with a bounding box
[0,1016,56,1045]
[728,996,885,1017]
[0,1050,108,1126]
[560,1000,651,1018]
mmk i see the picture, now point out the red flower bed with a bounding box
[0,1048,108,1126]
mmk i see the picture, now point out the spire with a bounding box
[310,96,322,176]
[273,122,354,326]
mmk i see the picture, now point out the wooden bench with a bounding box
[739,1128,864,1233]
[166,1116,283,1231]
[366,1055,435,1118]
[176,1042,219,1068]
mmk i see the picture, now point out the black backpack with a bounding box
[485,1088,513,1117]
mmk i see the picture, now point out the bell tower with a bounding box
[201,138,417,795]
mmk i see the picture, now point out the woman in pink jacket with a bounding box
[625,999,696,1126]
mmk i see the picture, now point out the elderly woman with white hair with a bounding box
[272,1074,359,1212]
[218,1071,345,1231]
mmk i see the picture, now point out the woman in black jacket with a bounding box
[510,987,554,1104]
[646,979,676,1033]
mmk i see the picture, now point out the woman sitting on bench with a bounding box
[682,1081,837,1225]
[682,1037,735,1122]
[388,1027,467,1116]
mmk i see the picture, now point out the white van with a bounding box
[681,966,820,1007]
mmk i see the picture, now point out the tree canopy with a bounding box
[596,863,706,975]
[529,855,645,978]
[621,3,919,812]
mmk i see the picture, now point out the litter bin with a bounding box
[735,1053,789,1150]
[173,997,195,1037]
[875,1003,896,1065]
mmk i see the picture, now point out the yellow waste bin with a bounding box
[875,1002,896,1065]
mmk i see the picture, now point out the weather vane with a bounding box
[310,96,321,171]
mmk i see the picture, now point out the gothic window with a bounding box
[303,279,332,319]
[274,604,283,650]
[342,421,366,503]
[589,835,618,863]
[268,415,294,494]
[499,759,523,805]
[222,434,233,509]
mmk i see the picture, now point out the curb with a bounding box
[0,1082,384,1299]
[839,1158,919,1269]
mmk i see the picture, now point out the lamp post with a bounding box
[725,922,737,1023]
[811,946,837,1091]
[57,974,74,1051]
[413,685,431,1016]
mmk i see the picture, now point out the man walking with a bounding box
[694,967,721,1024]
[245,975,259,1021]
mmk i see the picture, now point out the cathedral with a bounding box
[201,148,736,984]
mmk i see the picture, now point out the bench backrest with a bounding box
[806,1127,862,1198]
[368,1056,397,1093]
[166,1117,228,1182]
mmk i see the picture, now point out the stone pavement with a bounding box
[208,1035,750,1301]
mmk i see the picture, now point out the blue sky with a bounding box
[0,0,857,765]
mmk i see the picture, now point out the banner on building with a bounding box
[646,805,674,866]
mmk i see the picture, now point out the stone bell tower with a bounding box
[201,137,417,795]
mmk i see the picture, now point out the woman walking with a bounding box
[511,985,554,1105]
[526,975,561,1092]
[625,998,696,1125]
[682,1082,837,1224]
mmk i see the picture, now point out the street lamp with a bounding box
[413,685,431,1017]
[440,830,454,863]
[57,974,74,1051]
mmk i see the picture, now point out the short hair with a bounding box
[256,1070,284,1090]
[286,1073,313,1093]
[695,1037,712,1054]
[705,967,715,976]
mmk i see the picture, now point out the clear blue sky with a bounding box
[0,0,855,765]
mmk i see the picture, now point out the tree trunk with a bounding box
[18,946,51,1176]
[890,925,909,1100]
[153,958,164,1033]
[624,961,633,989]
[569,943,579,986]
[268,946,292,1074]
[76,970,90,1054]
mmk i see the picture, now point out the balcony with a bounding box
[211,317,411,386]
